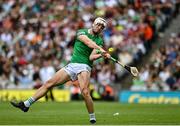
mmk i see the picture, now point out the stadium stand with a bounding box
[131,32,180,91]
[0,0,179,100]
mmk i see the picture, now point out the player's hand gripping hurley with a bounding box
[99,51,139,77]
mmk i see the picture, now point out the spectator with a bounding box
[0,0,179,94]
[131,32,180,91]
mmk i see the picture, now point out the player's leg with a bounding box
[77,71,96,124]
[32,68,70,100]
[10,68,70,112]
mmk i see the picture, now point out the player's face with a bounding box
[92,23,105,34]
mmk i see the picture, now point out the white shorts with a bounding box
[63,63,91,81]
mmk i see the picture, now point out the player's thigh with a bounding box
[48,68,71,87]
[77,71,90,89]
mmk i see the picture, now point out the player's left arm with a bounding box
[89,49,111,61]
[89,38,111,61]
[89,49,102,61]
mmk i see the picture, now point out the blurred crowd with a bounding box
[131,32,180,91]
[0,0,179,99]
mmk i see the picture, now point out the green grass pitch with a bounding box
[0,101,180,125]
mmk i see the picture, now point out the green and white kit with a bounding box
[63,28,103,81]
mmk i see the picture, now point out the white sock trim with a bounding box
[24,97,35,107]
[89,113,96,120]
[24,101,30,107]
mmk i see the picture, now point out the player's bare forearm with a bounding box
[89,48,102,61]
[78,35,105,52]
[89,54,102,61]
[89,48,111,61]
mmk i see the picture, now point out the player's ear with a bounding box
[99,32,103,37]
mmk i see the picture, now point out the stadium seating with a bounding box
[0,0,179,98]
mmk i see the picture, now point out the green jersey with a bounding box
[71,29,103,67]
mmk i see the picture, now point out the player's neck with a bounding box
[88,29,96,36]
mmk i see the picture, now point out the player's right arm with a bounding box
[78,34,106,53]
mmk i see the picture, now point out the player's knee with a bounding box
[44,80,54,90]
[81,88,90,98]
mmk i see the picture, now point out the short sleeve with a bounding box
[76,30,86,37]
